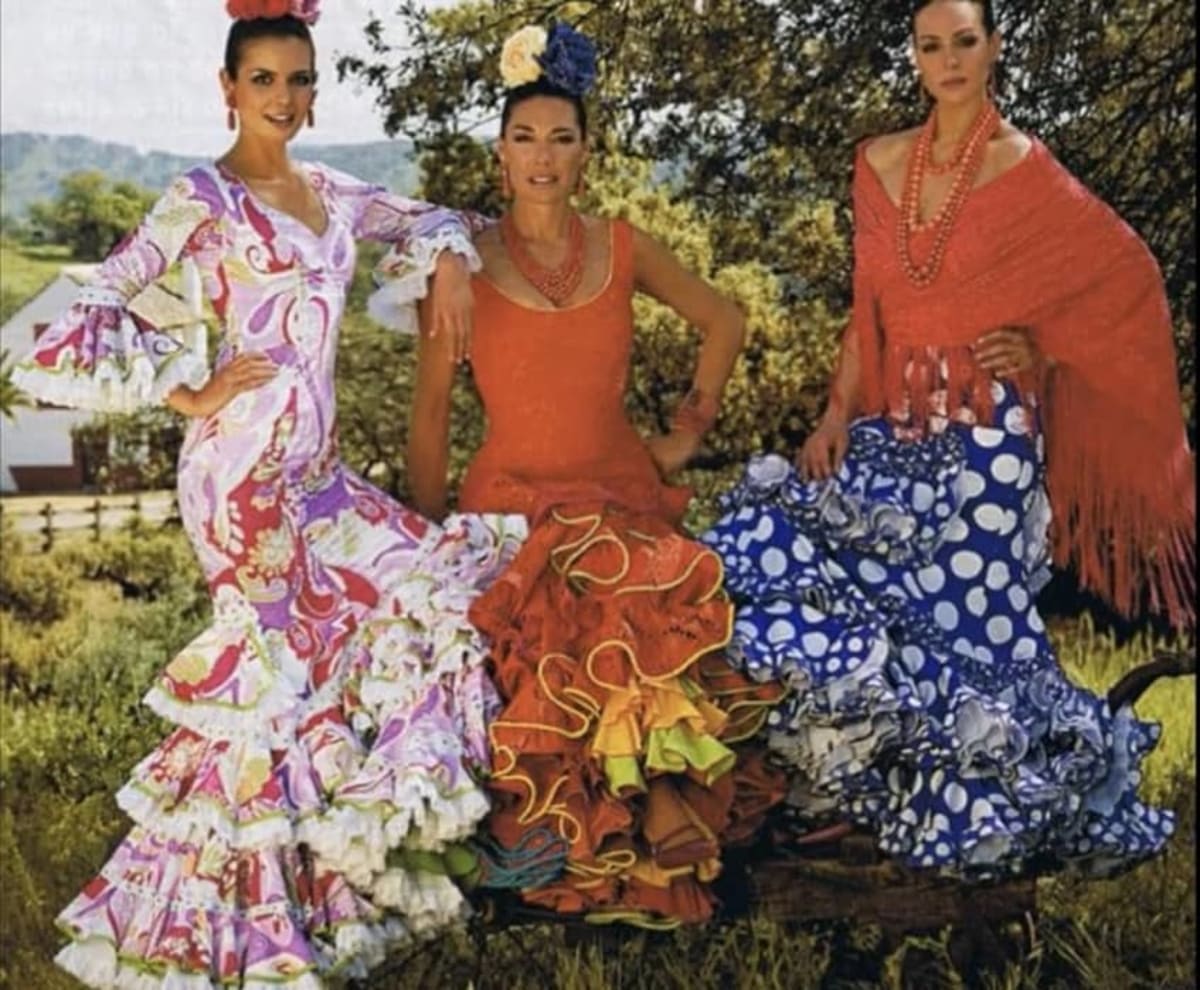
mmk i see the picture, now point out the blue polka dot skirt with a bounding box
[701,387,1174,878]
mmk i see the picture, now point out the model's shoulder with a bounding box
[862,126,922,172]
[989,122,1034,170]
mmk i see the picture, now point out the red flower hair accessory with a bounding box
[226,0,320,25]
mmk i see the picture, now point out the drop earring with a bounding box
[227,106,236,131]
[307,107,315,128]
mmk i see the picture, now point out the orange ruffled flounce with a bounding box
[469,502,786,926]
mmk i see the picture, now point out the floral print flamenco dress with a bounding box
[374,218,785,927]
[15,164,497,987]
[701,138,1182,879]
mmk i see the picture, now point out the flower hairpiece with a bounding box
[499,21,597,96]
[226,0,321,26]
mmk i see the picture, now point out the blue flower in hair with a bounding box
[537,22,597,96]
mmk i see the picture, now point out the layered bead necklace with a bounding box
[896,100,1000,288]
[500,211,587,307]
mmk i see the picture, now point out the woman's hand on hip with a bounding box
[169,352,277,418]
[646,431,701,478]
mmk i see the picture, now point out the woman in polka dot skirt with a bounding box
[701,0,1191,879]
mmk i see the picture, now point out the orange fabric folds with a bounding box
[470,503,785,925]
[850,138,1194,626]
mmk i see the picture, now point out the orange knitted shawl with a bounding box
[849,136,1194,627]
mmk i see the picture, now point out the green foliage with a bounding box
[0,523,75,625]
[0,347,31,421]
[70,407,186,493]
[27,171,156,261]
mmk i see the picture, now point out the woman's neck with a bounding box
[932,96,988,146]
[506,200,575,242]
[220,137,293,181]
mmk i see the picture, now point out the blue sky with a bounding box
[1,0,438,155]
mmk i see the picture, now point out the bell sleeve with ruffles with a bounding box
[311,164,490,335]
[12,175,214,413]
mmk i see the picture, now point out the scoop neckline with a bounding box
[474,218,617,314]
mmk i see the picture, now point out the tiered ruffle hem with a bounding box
[462,503,786,926]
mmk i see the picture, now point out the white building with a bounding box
[0,260,205,493]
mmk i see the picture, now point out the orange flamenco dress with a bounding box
[456,219,785,925]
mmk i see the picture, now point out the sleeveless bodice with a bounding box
[459,219,689,521]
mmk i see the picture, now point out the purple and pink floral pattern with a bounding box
[16,164,499,987]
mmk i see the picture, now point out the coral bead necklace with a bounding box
[897,100,1000,288]
[500,211,587,307]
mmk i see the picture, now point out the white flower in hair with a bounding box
[500,25,548,88]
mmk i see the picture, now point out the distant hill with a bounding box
[0,132,421,218]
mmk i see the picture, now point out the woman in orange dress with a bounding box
[377,22,784,926]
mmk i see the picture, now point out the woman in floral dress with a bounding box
[14,3,497,986]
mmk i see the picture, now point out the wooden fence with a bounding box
[0,490,179,550]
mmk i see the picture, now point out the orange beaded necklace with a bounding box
[500,211,587,307]
[897,101,1000,288]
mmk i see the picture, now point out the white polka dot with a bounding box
[799,603,824,624]
[996,510,1019,536]
[1013,637,1038,661]
[767,619,796,644]
[974,427,1005,448]
[970,797,996,825]
[935,842,952,857]
[902,573,922,597]
[1007,585,1029,611]
[1004,406,1029,435]
[858,558,888,584]
[986,616,1014,645]
[985,561,1011,590]
[918,565,946,593]
[825,560,847,580]
[1028,609,1045,633]
[752,515,775,542]
[760,547,788,577]
[801,631,830,657]
[942,516,970,544]
[950,550,984,580]
[912,482,935,512]
[791,535,815,562]
[901,645,925,674]
[825,656,842,673]
[735,620,758,642]
[919,680,938,705]
[959,470,987,499]
[1017,462,1035,490]
[974,503,1006,532]
[990,454,1022,484]
[765,599,792,616]
[934,601,960,630]
[953,636,975,656]
[945,782,968,813]
[1010,533,1026,559]
[965,586,989,617]
[847,637,863,653]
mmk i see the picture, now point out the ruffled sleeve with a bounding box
[12,174,214,412]
[314,164,490,334]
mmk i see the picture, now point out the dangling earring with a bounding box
[307,107,315,128]
[227,106,236,131]
[499,166,512,199]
